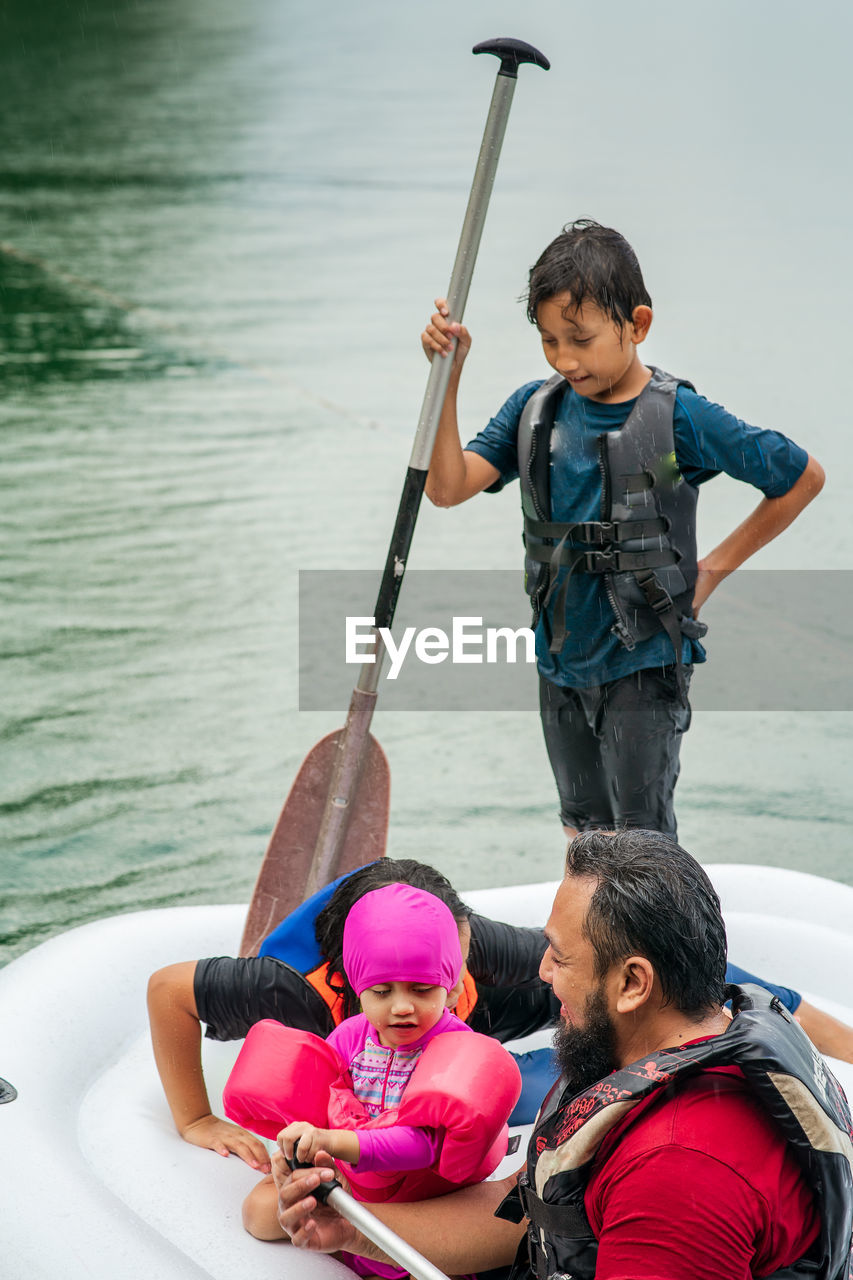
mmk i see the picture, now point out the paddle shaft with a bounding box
[325,1183,451,1280]
[368,56,528,666]
[303,40,549,900]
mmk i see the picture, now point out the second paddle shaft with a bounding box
[303,39,549,902]
[359,39,549,695]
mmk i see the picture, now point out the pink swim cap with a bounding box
[342,883,463,997]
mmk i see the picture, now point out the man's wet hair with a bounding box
[565,829,727,1019]
[526,218,652,329]
[315,859,471,1018]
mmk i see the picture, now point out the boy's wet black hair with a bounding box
[314,859,471,1020]
[526,218,652,329]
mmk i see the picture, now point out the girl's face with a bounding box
[359,981,448,1048]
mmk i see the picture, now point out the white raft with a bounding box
[2,864,853,1280]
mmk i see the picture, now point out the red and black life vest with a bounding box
[498,984,853,1280]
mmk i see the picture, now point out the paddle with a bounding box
[240,38,550,956]
[286,1156,453,1280]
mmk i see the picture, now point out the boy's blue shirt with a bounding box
[465,377,809,688]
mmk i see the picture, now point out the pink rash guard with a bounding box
[327,1006,470,1172]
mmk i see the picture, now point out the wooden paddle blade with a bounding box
[239,730,390,957]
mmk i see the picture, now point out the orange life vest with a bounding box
[304,961,479,1026]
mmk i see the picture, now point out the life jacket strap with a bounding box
[525,516,669,545]
[528,542,679,574]
[530,516,681,654]
[617,469,657,493]
[494,1178,526,1225]
[541,536,586,655]
[518,1174,592,1239]
[633,569,690,704]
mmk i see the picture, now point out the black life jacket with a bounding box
[517,367,707,695]
[498,985,853,1280]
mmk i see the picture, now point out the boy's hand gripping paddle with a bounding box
[240,38,549,956]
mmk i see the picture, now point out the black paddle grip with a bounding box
[286,1153,343,1204]
[472,38,550,78]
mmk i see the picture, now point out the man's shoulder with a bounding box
[606,1065,789,1166]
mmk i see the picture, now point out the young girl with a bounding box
[224,883,521,1268]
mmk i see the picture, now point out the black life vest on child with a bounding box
[499,985,853,1280]
[517,367,707,694]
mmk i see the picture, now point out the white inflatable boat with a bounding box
[2,864,852,1280]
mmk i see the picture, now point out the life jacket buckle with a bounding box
[584,548,617,572]
[516,1170,534,1220]
[578,520,614,547]
[635,569,676,616]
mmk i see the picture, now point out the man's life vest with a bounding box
[223,1018,521,1202]
[498,985,853,1280]
[517,367,707,695]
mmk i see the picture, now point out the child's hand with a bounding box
[279,1121,336,1166]
[421,297,471,370]
[279,1121,361,1166]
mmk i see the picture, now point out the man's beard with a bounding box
[552,983,618,1095]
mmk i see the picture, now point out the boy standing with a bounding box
[422,219,823,839]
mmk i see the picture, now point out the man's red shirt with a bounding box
[584,1060,819,1280]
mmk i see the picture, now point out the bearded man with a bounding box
[275,829,853,1280]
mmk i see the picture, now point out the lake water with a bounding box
[2,0,851,966]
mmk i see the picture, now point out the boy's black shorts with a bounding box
[539,664,693,840]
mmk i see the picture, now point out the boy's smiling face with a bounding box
[536,292,653,404]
